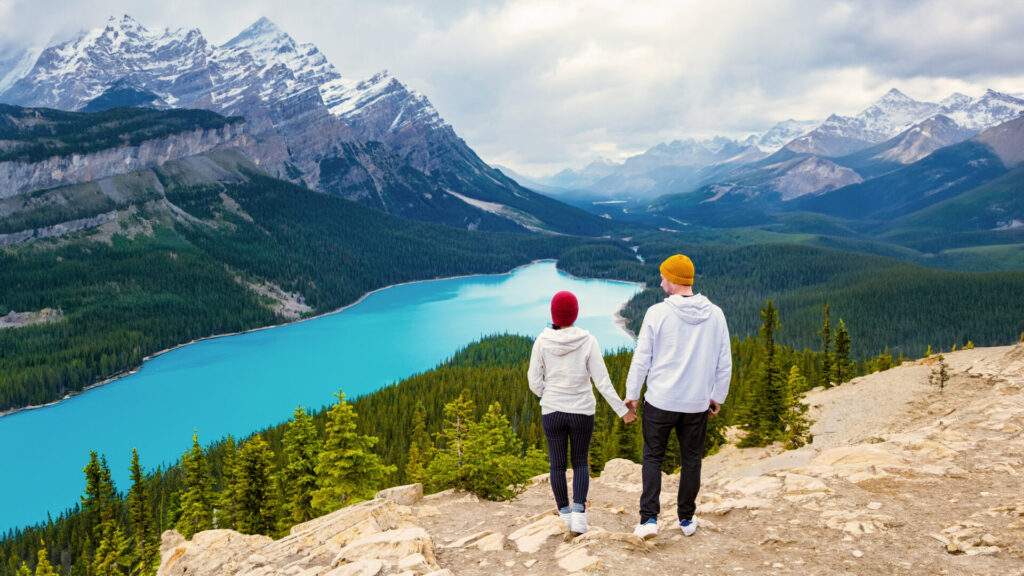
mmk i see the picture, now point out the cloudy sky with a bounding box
[2,0,1024,176]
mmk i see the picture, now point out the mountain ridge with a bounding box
[0,16,612,235]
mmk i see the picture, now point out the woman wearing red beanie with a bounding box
[528,291,636,535]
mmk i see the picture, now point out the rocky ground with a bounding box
[157,344,1024,576]
[0,307,62,329]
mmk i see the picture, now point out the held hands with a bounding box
[622,399,639,424]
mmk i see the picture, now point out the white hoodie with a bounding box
[624,294,732,413]
[528,326,629,417]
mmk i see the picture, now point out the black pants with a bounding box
[640,400,708,524]
[542,411,594,510]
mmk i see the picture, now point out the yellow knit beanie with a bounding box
[659,254,694,286]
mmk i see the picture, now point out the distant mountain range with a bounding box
[0,15,611,236]
[535,88,1024,208]
[521,87,1023,254]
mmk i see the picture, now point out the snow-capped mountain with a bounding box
[784,88,1024,158]
[752,119,821,152]
[221,17,339,89]
[0,15,607,235]
[940,89,1024,131]
[786,89,941,156]
[0,14,447,154]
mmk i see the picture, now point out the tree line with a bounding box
[557,233,1024,357]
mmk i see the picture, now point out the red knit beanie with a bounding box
[550,291,578,327]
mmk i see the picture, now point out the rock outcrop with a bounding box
[0,122,252,200]
[160,344,1024,575]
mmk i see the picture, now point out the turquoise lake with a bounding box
[0,261,641,532]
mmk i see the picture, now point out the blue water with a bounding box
[0,261,640,532]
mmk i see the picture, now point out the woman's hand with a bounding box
[622,411,637,424]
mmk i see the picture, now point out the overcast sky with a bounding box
[2,0,1024,176]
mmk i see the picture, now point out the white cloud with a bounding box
[2,0,1023,177]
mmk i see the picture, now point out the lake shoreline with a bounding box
[0,260,643,420]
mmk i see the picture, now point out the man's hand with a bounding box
[708,400,721,418]
[625,399,639,413]
[622,411,637,424]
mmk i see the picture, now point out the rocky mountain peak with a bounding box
[856,89,939,138]
[755,118,820,152]
[877,87,914,104]
[223,17,297,58]
[104,14,146,34]
[939,92,972,110]
[974,114,1024,167]
[941,89,1024,131]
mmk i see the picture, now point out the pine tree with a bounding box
[425,390,476,493]
[661,434,681,474]
[875,347,893,372]
[740,300,787,447]
[126,448,158,575]
[461,402,546,500]
[612,416,642,462]
[282,406,320,525]
[235,435,277,535]
[704,401,729,456]
[588,421,608,476]
[780,365,813,449]
[175,430,212,538]
[217,436,240,530]
[92,521,129,576]
[819,303,833,388]
[33,540,57,576]
[311,390,395,514]
[81,451,112,536]
[404,403,432,485]
[833,319,852,385]
[930,354,950,391]
[87,454,120,576]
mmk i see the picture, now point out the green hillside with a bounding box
[876,166,1024,251]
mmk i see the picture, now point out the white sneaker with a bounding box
[633,520,658,540]
[679,516,698,536]
[570,511,589,535]
[558,510,572,530]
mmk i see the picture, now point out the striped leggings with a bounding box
[541,411,595,510]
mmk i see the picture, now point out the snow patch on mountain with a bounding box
[0,47,43,94]
[941,89,1024,131]
[754,119,820,152]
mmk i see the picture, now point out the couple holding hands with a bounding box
[528,254,732,539]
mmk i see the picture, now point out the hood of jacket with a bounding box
[664,293,713,324]
[536,326,591,356]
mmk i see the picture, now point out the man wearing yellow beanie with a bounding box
[624,254,732,540]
